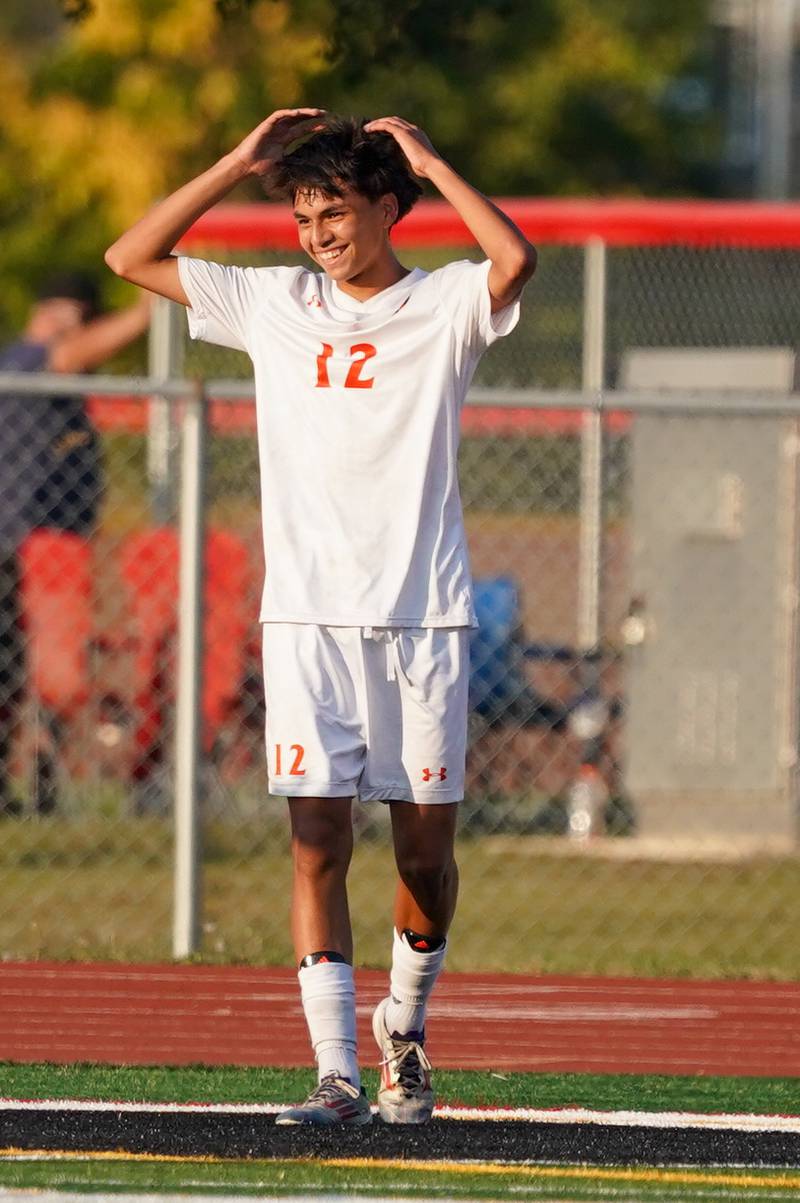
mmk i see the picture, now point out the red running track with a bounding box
[1,962,799,1078]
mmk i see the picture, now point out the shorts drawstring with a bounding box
[362,626,398,682]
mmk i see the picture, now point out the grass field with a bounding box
[4,1062,800,1112]
[7,1157,800,1201]
[10,1157,800,1201]
[3,1063,800,1201]
[3,815,800,978]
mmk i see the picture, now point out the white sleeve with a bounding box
[177,257,264,352]
[433,259,523,355]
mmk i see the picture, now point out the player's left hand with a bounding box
[364,117,444,178]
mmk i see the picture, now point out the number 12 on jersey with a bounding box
[316,342,376,389]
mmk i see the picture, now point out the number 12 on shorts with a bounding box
[274,743,306,776]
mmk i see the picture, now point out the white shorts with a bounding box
[262,624,469,804]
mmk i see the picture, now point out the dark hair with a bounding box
[36,271,101,319]
[269,115,423,226]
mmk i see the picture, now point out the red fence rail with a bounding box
[90,199,800,434]
[180,198,800,251]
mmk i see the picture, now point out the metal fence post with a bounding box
[578,237,607,651]
[148,298,184,524]
[173,379,207,959]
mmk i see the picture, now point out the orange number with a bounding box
[316,342,334,387]
[314,342,377,388]
[275,743,306,775]
[344,343,376,389]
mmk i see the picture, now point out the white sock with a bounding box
[383,928,447,1039]
[298,960,360,1090]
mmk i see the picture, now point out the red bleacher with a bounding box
[19,527,256,782]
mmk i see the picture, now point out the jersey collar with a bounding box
[325,267,426,318]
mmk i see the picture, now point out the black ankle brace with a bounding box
[299,950,349,969]
[402,928,446,953]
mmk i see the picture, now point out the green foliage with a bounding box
[60,0,93,20]
[1,0,718,341]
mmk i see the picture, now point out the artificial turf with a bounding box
[3,1064,799,1201]
[1,1154,799,1201]
[2,1061,799,1115]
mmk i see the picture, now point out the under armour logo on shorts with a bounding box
[422,767,447,782]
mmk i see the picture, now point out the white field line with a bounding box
[0,1194,386,1202]
[434,1106,800,1132]
[1,1193,452,1203]
[2,1097,800,1134]
[377,1003,720,1022]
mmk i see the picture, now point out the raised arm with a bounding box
[49,296,153,374]
[105,109,325,305]
[364,117,537,313]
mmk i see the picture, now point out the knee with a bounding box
[396,851,456,904]
[291,822,352,880]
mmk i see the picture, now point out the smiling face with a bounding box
[293,186,401,293]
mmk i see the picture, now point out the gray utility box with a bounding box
[622,348,800,842]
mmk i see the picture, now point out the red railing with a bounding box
[90,199,800,434]
[180,198,800,251]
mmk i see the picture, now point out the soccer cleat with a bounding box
[372,996,435,1124]
[275,1073,372,1126]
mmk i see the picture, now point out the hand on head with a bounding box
[363,117,442,179]
[233,109,327,178]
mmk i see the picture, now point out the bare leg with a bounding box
[372,801,459,1123]
[288,796,362,1090]
[390,801,459,937]
[288,796,354,962]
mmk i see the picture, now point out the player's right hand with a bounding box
[232,109,326,178]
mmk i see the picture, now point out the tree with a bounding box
[320,0,719,196]
[0,0,717,338]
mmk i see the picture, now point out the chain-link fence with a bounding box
[3,223,800,979]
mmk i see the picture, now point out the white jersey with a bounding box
[178,255,521,627]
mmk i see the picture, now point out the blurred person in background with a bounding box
[0,274,151,816]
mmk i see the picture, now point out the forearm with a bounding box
[51,303,152,374]
[425,160,536,304]
[105,152,248,280]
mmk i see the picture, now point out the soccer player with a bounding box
[105,109,536,1125]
